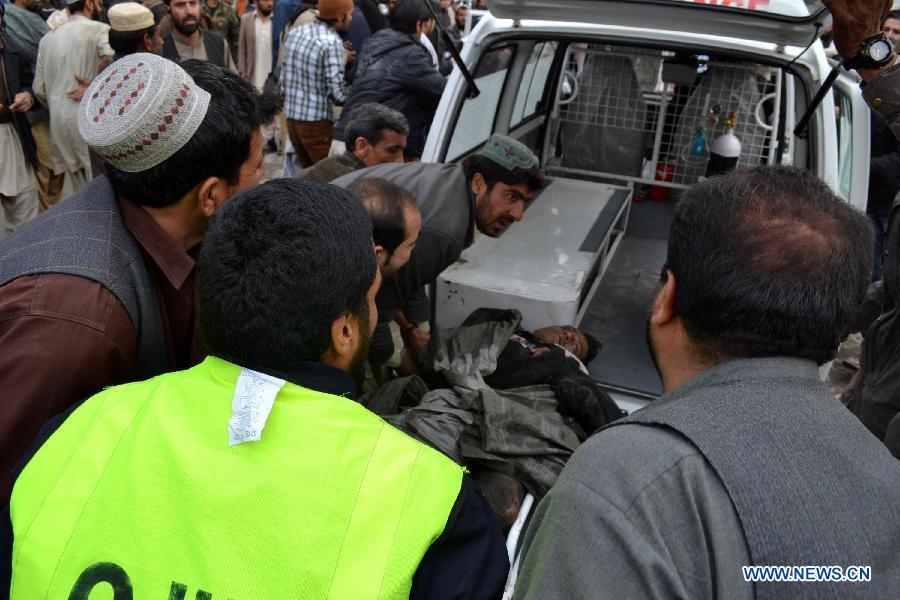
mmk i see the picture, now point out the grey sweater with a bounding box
[515,357,900,599]
[514,424,754,600]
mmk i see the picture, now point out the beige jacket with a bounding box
[236,11,256,80]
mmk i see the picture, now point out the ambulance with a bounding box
[424,0,868,413]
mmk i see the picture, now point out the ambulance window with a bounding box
[447,45,517,161]
[511,42,558,126]
[834,88,854,201]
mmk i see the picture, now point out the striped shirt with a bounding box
[282,20,348,121]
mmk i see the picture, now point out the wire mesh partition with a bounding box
[548,44,783,189]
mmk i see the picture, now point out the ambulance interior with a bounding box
[433,38,833,404]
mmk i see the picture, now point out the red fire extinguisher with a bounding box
[649,163,675,202]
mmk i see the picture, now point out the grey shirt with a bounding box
[514,424,754,600]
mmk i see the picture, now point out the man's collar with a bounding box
[659,356,821,406]
[117,196,196,290]
[242,359,358,399]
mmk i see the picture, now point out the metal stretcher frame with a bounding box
[502,493,536,599]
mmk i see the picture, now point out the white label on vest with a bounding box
[228,368,286,447]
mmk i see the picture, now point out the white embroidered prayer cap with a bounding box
[108,2,155,32]
[78,53,211,173]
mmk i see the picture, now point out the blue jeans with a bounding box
[869,213,889,282]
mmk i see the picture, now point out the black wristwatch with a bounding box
[844,33,895,71]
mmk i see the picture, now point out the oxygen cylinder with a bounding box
[705,112,741,177]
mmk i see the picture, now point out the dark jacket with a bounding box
[0,33,37,168]
[846,193,900,440]
[867,114,900,217]
[334,28,445,157]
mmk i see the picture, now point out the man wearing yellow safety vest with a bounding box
[2,178,509,599]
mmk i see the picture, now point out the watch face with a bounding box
[871,39,892,62]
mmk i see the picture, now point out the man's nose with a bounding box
[511,201,525,221]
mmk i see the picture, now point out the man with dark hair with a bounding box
[0,54,273,503]
[299,102,407,182]
[860,8,900,282]
[107,2,164,58]
[882,8,900,43]
[162,0,238,71]
[334,133,545,374]
[32,0,113,192]
[3,178,509,599]
[513,166,900,599]
[348,177,420,276]
[332,0,445,159]
[445,1,465,50]
[821,0,900,458]
[282,0,354,167]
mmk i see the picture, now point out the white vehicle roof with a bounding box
[487,0,829,46]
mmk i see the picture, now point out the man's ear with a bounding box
[374,244,388,270]
[323,313,356,368]
[140,32,153,53]
[196,176,230,218]
[470,172,486,198]
[650,269,678,327]
[354,136,369,158]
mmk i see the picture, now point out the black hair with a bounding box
[887,10,900,22]
[106,60,279,208]
[583,331,601,363]
[390,0,435,35]
[198,179,377,365]
[348,177,416,252]
[664,166,873,365]
[108,25,155,55]
[462,153,545,193]
[343,103,409,146]
[68,0,88,13]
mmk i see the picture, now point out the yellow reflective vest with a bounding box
[10,356,464,599]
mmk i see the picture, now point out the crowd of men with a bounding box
[0,0,470,235]
[1,0,900,597]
